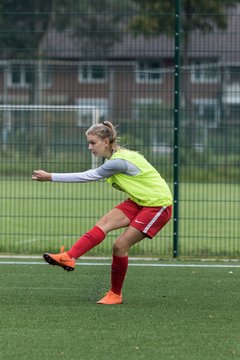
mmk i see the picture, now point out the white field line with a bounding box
[0,261,240,268]
[0,255,110,260]
[0,255,240,262]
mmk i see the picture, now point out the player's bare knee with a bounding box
[95,216,112,233]
[112,242,120,254]
[96,215,108,227]
[112,241,127,256]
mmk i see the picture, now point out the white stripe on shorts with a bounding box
[143,206,167,234]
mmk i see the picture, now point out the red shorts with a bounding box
[115,199,172,238]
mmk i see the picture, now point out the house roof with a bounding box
[41,31,174,60]
[41,5,240,64]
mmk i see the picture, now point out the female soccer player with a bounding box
[32,121,172,305]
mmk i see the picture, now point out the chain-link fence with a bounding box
[0,1,239,257]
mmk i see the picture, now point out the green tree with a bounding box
[0,0,132,59]
[129,0,240,64]
[0,1,55,58]
[0,0,61,104]
[55,0,133,56]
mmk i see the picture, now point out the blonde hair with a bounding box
[86,121,120,151]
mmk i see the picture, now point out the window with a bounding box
[136,62,162,83]
[8,63,51,88]
[79,64,106,83]
[191,65,220,84]
[8,64,33,87]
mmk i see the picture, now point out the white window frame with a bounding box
[7,64,32,88]
[136,62,163,83]
[191,65,220,84]
[78,62,107,83]
[7,63,52,88]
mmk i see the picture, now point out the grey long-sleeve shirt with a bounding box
[52,159,140,182]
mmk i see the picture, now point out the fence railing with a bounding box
[0,1,239,257]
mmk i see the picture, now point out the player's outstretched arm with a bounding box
[32,170,52,181]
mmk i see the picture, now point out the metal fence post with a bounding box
[173,0,181,257]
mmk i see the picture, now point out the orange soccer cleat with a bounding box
[43,246,75,272]
[97,290,123,305]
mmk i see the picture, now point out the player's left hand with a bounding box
[32,170,52,181]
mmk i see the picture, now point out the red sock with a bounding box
[111,255,128,295]
[67,226,105,259]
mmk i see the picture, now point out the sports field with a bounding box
[1,179,239,257]
[0,258,240,360]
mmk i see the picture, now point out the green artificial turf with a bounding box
[0,260,240,360]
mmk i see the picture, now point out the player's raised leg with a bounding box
[43,208,130,271]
